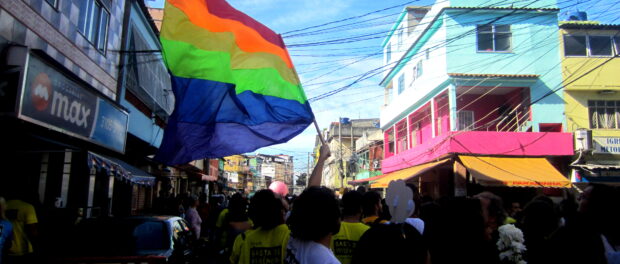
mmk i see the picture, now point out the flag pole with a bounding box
[313,119,326,145]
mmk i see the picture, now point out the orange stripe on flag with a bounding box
[168,0,293,68]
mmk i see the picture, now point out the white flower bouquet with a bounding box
[497,224,527,264]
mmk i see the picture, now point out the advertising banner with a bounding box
[19,55,128,152]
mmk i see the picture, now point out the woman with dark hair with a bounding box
[284,144,341,264]
[286,186,341,264]
[230,189,289,264]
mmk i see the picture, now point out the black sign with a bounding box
[19,54,128,152]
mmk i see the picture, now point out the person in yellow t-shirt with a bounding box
[231,189,289,264]
[5,198,38,263]
[361,191,387,226]
[331,191,369,264]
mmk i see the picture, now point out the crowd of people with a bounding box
[160,144,620,264]
[1,144,619,264]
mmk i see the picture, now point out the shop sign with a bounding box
[19,55,128,153]
[261,163,275,178]
[593,137,620,154]
[227,172,239,183]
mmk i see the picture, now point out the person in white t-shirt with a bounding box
[285,186,341,264]
[284,144,341,264]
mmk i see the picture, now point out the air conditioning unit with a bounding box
[574,128,592,151]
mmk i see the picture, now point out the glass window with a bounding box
[477,25,511,52]
[132,221,167,250]
[416,60,423,77]
[589,36,612,56]
[564,35,587,56]
[615,37,620,55]
[386,45,391,63]
[398,74,405,94]
[78,0,110,53]
[589,100,620,129]
[97,10,109,52]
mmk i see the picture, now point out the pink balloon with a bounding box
[269,181,289,196]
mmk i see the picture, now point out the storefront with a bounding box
[0,47,158,220]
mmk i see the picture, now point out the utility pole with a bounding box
[339,118,343,189]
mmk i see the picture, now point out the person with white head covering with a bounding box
[351,180,427,264]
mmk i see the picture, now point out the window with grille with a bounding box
[477,25,511,52]
[398,74,405,94]
[457,110,474,131]
[589,100,620,129]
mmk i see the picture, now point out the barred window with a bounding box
[589,100,620,129]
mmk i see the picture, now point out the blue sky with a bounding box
[146,0,619,172]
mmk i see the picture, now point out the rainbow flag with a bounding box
[155,0,313,165]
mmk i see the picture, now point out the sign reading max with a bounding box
[20,55,129,153]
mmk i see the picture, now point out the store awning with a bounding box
[348,171,383,185]
[88,152,156,186]
[458,156,571,188]
[370,159,450,189]
[348,171,385,185]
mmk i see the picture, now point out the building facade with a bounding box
[559,20,620,185]
[319,118,381,189]
[374,0,574,197]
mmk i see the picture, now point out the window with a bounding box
[564,35,617,57]
[416,60,423,78]
[396,122,408,153]
[398,75,405,94]
[45,0,58,8]
[457,110,474,130]
[590,36,613,56]
[425,49,430,60]
[386,45,391,63]
[564,35,587,56]
[398,26,404,47]
[412,60,423,84]
[589,100,620,129]
[78,0,110,53]
[387,130,395,154]
[477,25,512,52]
[410,122,419,147]
[615,37,620,55]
